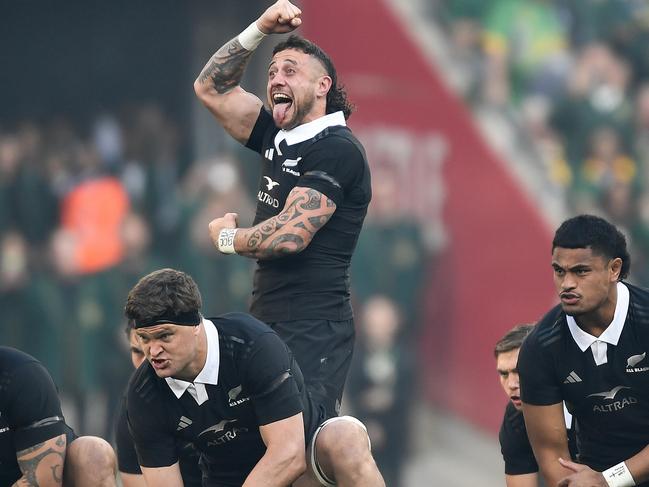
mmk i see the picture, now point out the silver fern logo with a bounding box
[626,352,649,373]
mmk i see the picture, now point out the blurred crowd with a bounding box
[435,0,649,286]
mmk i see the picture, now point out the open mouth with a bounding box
[151,358,169,369]
[272,93,293,124]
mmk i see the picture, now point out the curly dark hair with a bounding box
[552,214,630,280]
[272,35,354,119]
[124,268,202,325]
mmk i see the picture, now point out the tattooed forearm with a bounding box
[197,37,254,94]
[236,187,336,259]
[14,434,66,486]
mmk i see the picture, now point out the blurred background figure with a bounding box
[345,295,414,487]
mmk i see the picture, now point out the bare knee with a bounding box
[316,418,377,480]
[65,436,116,487]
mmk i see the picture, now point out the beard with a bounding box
[285,92,316,130]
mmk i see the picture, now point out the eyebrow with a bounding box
[497,366,517,373]
[136,328,174,339]
[552,262,591,270]
[268,58,298,69]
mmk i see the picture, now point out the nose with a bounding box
[507,372,519,391]
[149,341,163,358]
[270,74,285,88]
[562,273,576,291]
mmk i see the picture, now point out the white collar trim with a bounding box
[566,282,629,364]
[165,318,220,400]
[275,111,346,148]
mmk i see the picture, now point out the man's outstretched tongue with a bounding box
[273,102,291,126]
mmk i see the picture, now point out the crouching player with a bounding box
[125,268,385,487]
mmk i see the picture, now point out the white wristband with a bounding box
[218,228,238,255]
[238,22,267,51]
[602,462,636,487]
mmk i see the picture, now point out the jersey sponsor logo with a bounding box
[587,386,630,400]
[0,426,9,434]
[227,385,250,407]
[281,157,301,176]
[264,148,275,160]
[176,416,193,431]
[626,352,649,373]
[563,371,582,384]
[199,419,237,436]
[199,419,249,446]
[588,386,637,413]
[258,190,279,208]
[263,176,280,191]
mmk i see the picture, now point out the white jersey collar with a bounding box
[274,111,346,148]
[566,282,629,365]
[165,317,220,404]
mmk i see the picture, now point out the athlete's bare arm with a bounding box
[522,402,573,486]
[208,187,336,260]
[243,413,306,487]
[12,434,66,487]
[119,472,147,487]
[505,473,538,487]
[140,462,183,487]
[194,0,302,144]
[556,447,649,486]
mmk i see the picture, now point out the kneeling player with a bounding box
[0,346,117,486]
[494,324,576,487]
[125,268,385,487]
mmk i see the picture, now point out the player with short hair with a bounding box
[114,320,202,487]
[124,268,384,487]
[495,324,577,487]
[496,324,540,487]
[0,346,117,486]
[194,0,371,419]
[518,214,649,486]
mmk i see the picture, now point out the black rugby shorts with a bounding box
[269,318,355,419]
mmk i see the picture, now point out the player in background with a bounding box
[495,324,576,486]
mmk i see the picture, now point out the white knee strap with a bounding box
[310,415,372,486]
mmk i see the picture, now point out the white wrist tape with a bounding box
[218,228,238,255]
[602,462,635,487]
[238,22,266,51]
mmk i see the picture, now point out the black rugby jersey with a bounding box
[499,402,539,475]
[245,108,371,322]
[115,392,202,486]
[127,313,321,487]
[499,401,578,477]
[0,347,68,486]
[519,282,649,475]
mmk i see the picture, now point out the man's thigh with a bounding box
[271,319,355,417]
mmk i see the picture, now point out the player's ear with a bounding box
[316,75,332,98]
[610,257,623,281]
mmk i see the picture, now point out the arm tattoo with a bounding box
[197,37,254,94]
[238,188,336,259]
[14,435,66,486]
